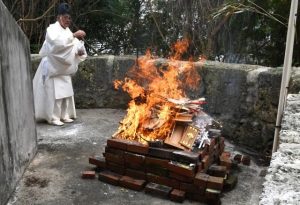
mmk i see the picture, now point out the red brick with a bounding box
[198,150,208,161]
[207,176,224,191]
[124,152,145,165]
[220,157,232,170]
[147,173,180,189]
[233,154,242,163]
[202,155,211,171]
[146,166,169,177]
[169,172,194,183]
[148,147,176,160]
[105,146,125,155]
[106,162,125,175]
[81,170,96,179]
[127,141,149,155]
[194,172,209,189]
[171,151,200,164]
[145,156,169,168]
[125,169,146,180]
[107,138,129,150]
[170,189,185,203]
[126,161,145,171]
[180,182,205,194]
[208,165,227,178]
[167,161,196,177]
[103,152,124,165]
[88,156,106,169]
[197,162,203,173]
[98,170,121,185]
[221,151,231,159]
[145,182,172,198]
[208,138,216,154]
[241,155,251,166]
[205,188,221,201]
[119,176,146,191]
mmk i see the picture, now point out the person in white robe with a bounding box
[33,3,87,126]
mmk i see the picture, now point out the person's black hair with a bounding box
[57,3,71,15]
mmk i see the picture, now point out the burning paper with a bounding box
[113,39,213,148]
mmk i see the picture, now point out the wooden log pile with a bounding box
[88,133,238,204]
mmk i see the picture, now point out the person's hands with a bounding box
[73,30,86,39]
[77,50,85,56]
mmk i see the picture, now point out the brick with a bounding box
[241,155,251,166]
[197,162,203,173]
[125,168,146,180]
[194,172,209,189]
[170,189,185,203]
[168,161,196,177]
[220,143,225,154]
[207,176,224,191]
[127,141,149,155]
[198,150,207,161]
[148,147,176,160]
[145,156,169,168]
[220,157,232,170]
[145,182,172,198]
[126,160,145,171]
[205,188,221,201]
[171,151,200,164]
[180,182,205,194]
[124,152,145,165]
[119,176,146,191]
[169,172,194,183]
[220,137,225,145]
[233,154,242,163]
[221,151,231,159]
[146,166,169,177]
[81,170,96,179]
[148,140,164,148]
[103,152,124,165]
[208,165,227,178]
[208,138,216,154]
[98,170,121,185]
[224,174,238,191]
[147,173,179,189]
[106,162,125,175]
[88,156,106,169]
[202,155,211,171]
[105,146,125,155]
[107,138,129,150]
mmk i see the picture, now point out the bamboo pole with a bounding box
[272,0,298,153]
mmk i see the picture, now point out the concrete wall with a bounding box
[0,2,37,205]
[31,56,300,152]
[259,94,300,204]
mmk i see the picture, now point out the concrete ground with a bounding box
[7,109,267,205]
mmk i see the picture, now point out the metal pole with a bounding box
[272,0,298,153]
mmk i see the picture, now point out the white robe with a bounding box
[33,21,87,122]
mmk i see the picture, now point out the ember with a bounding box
[87,40,241,204]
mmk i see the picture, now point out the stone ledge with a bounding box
[260,94,300,205]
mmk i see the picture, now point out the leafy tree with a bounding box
[2,0,299,66]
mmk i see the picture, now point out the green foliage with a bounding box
[3,0,299,66]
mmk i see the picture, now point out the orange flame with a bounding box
[113,39,203,143]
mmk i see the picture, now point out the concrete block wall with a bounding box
[30,56,300,152]
[259,94,300,204]
[0,2,37,205]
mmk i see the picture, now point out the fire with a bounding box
[113,39,203,143]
